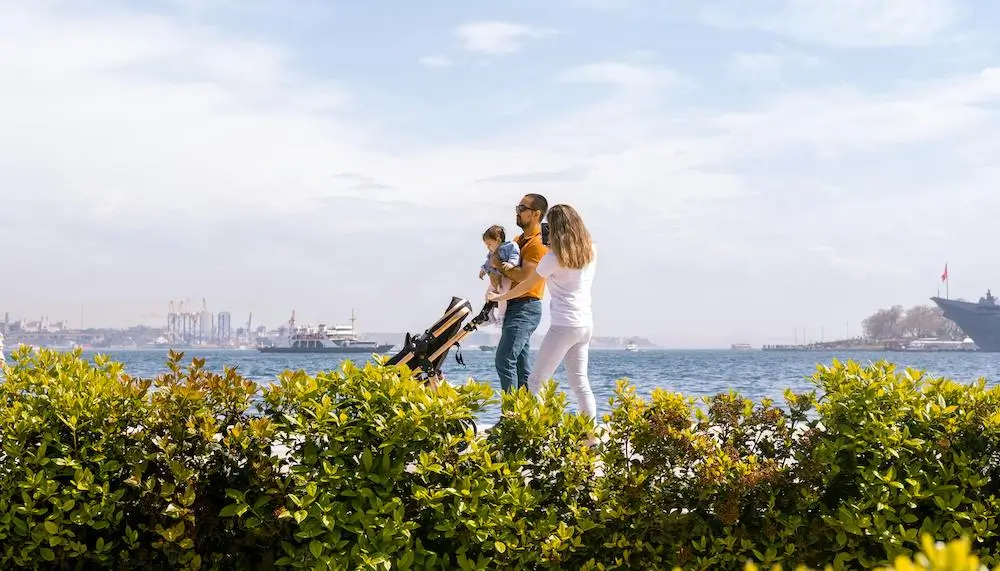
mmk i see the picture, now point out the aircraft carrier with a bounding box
[930,289,1000,352]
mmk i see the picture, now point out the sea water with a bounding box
[44,348,1000,427]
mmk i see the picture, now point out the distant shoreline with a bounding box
[6,345,984,354]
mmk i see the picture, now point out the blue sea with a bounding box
[37,348,1000,426]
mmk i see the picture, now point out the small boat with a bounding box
[731,343,754,350]
[624,343,638,352]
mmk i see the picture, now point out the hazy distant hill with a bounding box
[592,336,656,348]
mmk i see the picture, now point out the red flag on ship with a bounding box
[941,263,948,282]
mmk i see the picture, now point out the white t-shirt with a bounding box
[535,244,596,328]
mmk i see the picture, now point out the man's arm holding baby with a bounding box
[498,240,539,282]
[499,242,520,271]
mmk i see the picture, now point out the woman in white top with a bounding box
[487,204,597,419]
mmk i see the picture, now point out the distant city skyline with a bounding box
[1,294,878,347]
[3,1,1000,348]
[1,299,656,353]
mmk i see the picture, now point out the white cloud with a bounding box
[708,68,1000,154]
[419,55,454,68]
[703,0,960,48]
[0,3,361,216]
[454,21,558,55]
[728,49,819,82]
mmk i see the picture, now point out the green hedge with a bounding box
[1,347,1000,570]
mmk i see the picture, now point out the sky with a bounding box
[2,0,1000,348]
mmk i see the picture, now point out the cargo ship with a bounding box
[930,289,1000,352]
[257,310,393,354]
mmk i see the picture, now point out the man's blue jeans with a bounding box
[495,298,542,394]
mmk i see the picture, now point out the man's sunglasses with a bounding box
[516,204,537,213]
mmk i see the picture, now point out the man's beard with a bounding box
[515,215,527,229]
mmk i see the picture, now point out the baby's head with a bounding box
[482,224,506,252]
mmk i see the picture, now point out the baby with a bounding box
[478,225,520,324]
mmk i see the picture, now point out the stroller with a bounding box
[385,296,495,386]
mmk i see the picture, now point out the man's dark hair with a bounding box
[483,224,506,242]
[525,193,548,218]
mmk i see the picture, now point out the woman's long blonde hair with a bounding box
[546,204,593,269]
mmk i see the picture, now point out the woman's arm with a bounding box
[497,270,542,301]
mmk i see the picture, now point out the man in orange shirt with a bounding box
[491,193,549,394]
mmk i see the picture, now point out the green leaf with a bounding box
[309,539,323,559]
[219,504,238,517]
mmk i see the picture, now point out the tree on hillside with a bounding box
[862,305,904,340]
[899,305,939,338]
[861,304,965,341]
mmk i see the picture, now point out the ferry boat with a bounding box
[258,310,393,354]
